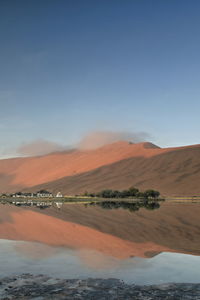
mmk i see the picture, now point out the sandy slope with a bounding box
[0,141,162,191]
[1,141,200,195]
[30,143,200,196]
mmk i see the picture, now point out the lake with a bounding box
[0,202,200,285]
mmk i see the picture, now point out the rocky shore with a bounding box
[0,274,200,299]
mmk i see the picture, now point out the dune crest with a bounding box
[0,141,163,189]
[1,141,200,195]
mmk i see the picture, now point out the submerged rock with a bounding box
[0,274,200,299]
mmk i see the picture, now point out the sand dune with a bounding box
[29,143,200,196]
[1,141,200,195]
[0,141,162,191]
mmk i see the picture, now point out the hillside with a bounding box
[1,141,200,196]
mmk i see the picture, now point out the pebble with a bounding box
[0,274,200,299]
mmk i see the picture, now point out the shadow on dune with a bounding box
[28,145,200,196]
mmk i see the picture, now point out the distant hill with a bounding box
[1,141,200,196]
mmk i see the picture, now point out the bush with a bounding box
[143,189,160,199]
[89,187,160,200]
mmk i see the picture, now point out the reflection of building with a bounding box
[1,194,8,198]
[55,202,63,209]
[56,192,63,198]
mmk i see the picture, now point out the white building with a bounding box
[36,190,53,198]
[56,192,63,198]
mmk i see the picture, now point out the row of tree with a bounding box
[83,186,160,200]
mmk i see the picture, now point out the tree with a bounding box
[144,189,160,199]
[89,193,96,197]
[136,191,145,198]
[119,190,131,198]
[111,190,121,198]
[99,189,114,198]
[129,187,139,197]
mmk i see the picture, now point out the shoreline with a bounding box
[2,196,200,206]
[0,274,200,299]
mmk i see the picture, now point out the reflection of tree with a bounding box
[145,201,160,210]
[88,200,160,213]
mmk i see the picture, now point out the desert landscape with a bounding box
[1,141,200,196]
[1,0,200,298]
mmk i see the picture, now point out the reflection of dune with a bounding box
[14,242,62,260]
[0,207,171,259]
[76,249,119,269]
[41,202,200,256]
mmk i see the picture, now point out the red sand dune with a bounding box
[0,205,171,259]
[1,141,200,195]
[0,142,164,188]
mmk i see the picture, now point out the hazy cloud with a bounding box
[17,139,66,157]
[4,130,151,159]
[78,131,151,150]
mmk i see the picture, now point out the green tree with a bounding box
[99,189,114,198]
[129,187,139,197]
[136,191,145,198]
[119,190,130,198]
[144,189,160,199]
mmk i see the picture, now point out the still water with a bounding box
[1,240,200,285]
[0,202,200,285]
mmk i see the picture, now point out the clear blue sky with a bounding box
[1,0,200,157]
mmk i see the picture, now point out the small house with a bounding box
[36,190,53,198]
[56,192,63,198]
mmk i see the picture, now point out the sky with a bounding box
[1,0,200,158]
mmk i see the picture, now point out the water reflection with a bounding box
[1,202,200,285]
[14,241,63,259]
[0,206,172,259]
[87,200,160,212]
[1,239,200,285]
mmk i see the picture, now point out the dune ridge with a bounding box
[1,141,200,195]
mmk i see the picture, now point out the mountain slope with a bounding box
[29,143,200,196]
[0,141,164,192]
[1,141,200,196]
